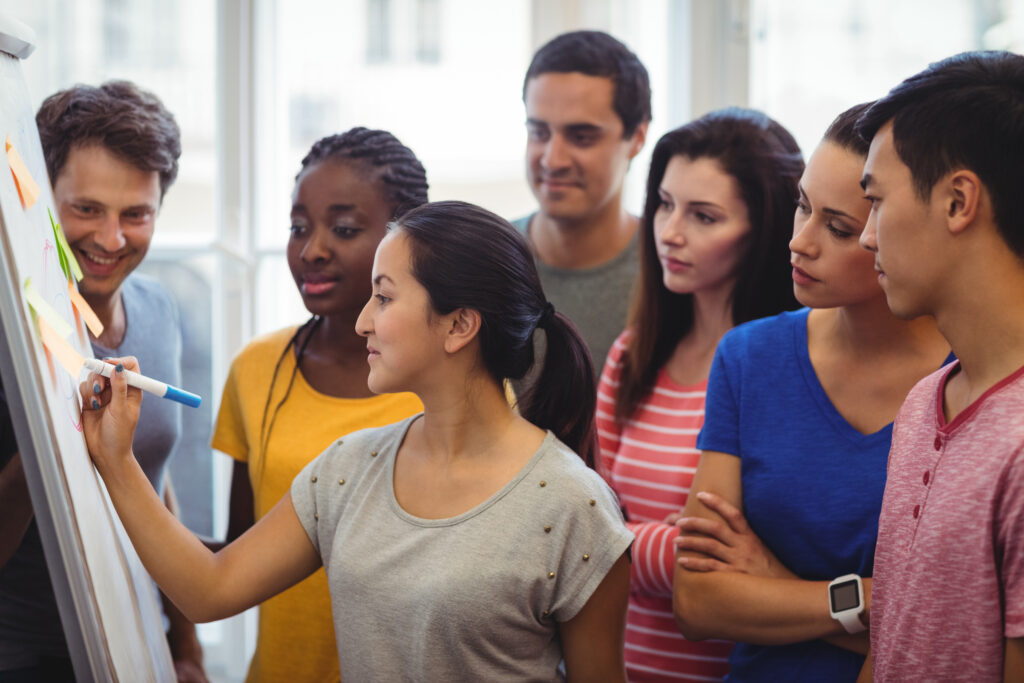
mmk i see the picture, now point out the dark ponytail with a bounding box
[521,309,598,467]
[395,201,598,466]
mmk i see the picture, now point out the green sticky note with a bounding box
[49,209,82,282]
[48,210,70,281]
[24,277,73,339]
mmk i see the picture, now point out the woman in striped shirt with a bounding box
[597,108,803,682]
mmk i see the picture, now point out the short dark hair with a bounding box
[523,30,652,137]
[395,200,598,466]
[616,108,804,421]
[856,51,1024,256]
[37,80,182,199]
[824,101,875,157]
[297,127,429,219]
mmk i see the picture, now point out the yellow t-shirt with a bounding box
[212,326,423,683]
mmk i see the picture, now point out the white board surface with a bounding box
[0,19,175,683]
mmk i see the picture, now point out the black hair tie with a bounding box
[539,301,556,328]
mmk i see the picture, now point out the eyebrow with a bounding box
[564,123,602,134]
[526,118,602,134]
[291,203,358,214]
[373,274,394,286]
[798,183,859,221]
[860,173,873,191]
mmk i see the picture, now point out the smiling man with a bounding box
[0,81,205,683]
[512,30,650,375]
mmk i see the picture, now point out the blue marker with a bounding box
[83,358,202,408]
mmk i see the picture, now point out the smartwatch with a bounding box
[828,574,866,634]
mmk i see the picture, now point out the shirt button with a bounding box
[933,436,942,450]
[913,504,921,518]
[923,471,930,485]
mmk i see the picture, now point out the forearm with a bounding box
[856,650,873,683]
[99,455,245,622]
[673,568,845,644]
[627,521,677,597]
[823,632,870,655]
[0,453,34,568]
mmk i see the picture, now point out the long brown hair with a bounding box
[614,108,804,422]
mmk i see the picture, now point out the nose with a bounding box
[860,211,878,253]
[95,214,127,252]
[656,209,686,247]
[540,134,570,172]
[301,226,331,263]
[789,212,819,260]
[355,296,374,337]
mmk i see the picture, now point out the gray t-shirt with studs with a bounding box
[290,414,633,681]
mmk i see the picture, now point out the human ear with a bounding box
[443,308,482,354]
[627,120,649,160]
[945,170,982,235]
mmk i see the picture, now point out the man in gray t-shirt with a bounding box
[514,30,651,376]
[0,81,206,681]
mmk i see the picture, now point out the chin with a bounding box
[365,372,397,396]
[884,299,926,321]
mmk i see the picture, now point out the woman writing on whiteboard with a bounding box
[82,201,633,681]
[211,128,426,682]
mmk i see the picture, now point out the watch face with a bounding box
[830,580,860,612]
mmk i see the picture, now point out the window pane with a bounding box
[17,0,217,241]
[749,0,1019,155]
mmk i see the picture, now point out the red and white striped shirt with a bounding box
[597,331,732,682]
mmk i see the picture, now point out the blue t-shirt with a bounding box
[697,309,884,682]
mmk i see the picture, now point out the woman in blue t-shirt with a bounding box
[670,103,953,681]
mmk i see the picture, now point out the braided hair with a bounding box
[257,128,429,461]
[297,127,429,219]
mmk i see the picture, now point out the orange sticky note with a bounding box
[68,282,103,337]
[38,316,85,377]
[5,135,40,210]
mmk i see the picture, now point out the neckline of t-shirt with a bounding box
[934,359,1024,433]
[90,278,136,355]
[386,417,558,528]
[655,366,708,393]
[525,213,640,278]
[793,309,892,446]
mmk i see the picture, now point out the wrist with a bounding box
[828,574,866,634]
[94,451,140,490]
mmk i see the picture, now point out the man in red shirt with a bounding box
[857,51,1024,682]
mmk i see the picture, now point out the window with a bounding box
[366,0,391,63]
[416,0,442,63]
[749,0,1024,154]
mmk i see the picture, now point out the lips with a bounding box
[791,265,819,286]
[661,256,692,274]
[538,176,581,192]
[366,344,380,362]
[301,273,339,296]
[76,248,124,276]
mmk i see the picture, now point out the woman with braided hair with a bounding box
[210,127,428,682]
[82,200,633,681]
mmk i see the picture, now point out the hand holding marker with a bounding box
[84,358,201,408]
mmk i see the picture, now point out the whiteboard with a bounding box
[0,17,174,683]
